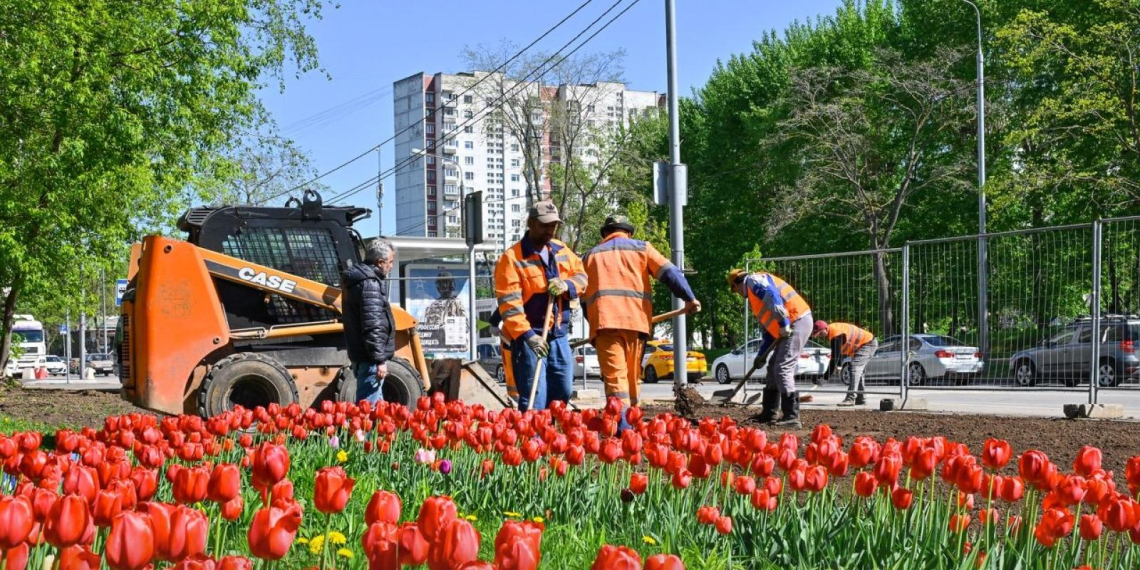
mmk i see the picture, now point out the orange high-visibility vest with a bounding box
[494,237,587,342]
[582,233,674,338]
[828,322,874,356]
[746,273,811,339]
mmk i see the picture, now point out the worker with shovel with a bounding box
[494,200,587,411]
[728,269,813,427]
[582,215,701,429]
[814,320,877,407]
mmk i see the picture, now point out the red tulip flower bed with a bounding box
[2,394,1140,569]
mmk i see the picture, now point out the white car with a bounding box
[573,345,600,378]
[711,339,831,384]
[40,355,67,375]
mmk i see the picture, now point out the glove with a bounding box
[526,335,550,358]
[685,299,702,314]
[779,325,793,339]
[547,278,569,297]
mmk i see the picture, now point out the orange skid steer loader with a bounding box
[117,191,508,417]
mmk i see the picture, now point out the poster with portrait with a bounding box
[404,263,470,355]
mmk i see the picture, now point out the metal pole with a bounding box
[665,0,688,389]
[1090,221,1102,404]
[79,309,86,381]
[101,267,108,354]
[901,244,911,401]
[457,159,477,362]
[377,149,384,236]
[65,307,70,384]
[962,0,988,359]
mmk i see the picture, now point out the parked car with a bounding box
[85,353,116,376]
[711,339,831,385]
[573,345,601,378]
[40,355,67,375]
[642,340,707,383]
[476,342,506,384]
[1009,316,1139,387]
[862,334,983,385]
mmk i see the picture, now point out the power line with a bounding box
[281,86,392,134]
[266,0,600,202]
[331,0,640,207]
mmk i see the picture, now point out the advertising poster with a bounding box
[404,263,470,355]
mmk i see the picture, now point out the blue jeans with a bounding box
[511,335,573,411]
[352,361,384,405]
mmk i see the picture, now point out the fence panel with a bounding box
[1094,217,1140,391]
[908,225,1094,390]
[746,250,904,396]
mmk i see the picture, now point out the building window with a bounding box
[587,104,595,112]
[427,202,437,214]
[425,124,435,134]
[512,220,521,228]
[426,156,436,165]
[465,156,474,165]
[465,172,474,180]
[464,141,474,149]
[510,174,520,182]
[443,122,456,132]
[427,171,436,183]
[428,231,437,237]
[426,92,435,104]
[444,184,457,195]
[510,159,520,167]
[448,216,459,225]
[463,95,473,104]
[464,126,474,134]
[427,186,437,197]
[512,189,521,197]
[463,110,474,119]
[511,204,521,213]
[445,168,458,178]
[511,144,519,152]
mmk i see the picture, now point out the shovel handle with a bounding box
[650,306,692,325]
[527,297,556,409]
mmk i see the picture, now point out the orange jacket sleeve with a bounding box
[494,252,533,341]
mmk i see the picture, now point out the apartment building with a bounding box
[392,70,663,253]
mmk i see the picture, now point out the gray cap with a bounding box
[528,200,561,223]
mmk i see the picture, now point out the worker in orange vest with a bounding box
[494,200,588,411]
[728,269,813,427]
[583,215,701,426]
[486,308,517,400]
[814,320,878,406]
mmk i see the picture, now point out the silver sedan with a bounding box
[863,334,983,385]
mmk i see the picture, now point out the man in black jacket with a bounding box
[342,238,396,405]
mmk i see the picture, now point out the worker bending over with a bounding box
[814,320,877,406]
[494,200,587,411]
[728,269,813,427]
[583,215,701,427]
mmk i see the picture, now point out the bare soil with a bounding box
[645,395,1140,476]
[0,383,152,430]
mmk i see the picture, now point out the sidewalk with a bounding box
[20,378,122,392]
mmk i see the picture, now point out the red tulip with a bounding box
[1079,514,1103,541]
[105,511,156,570]
[1018,450,1050,484]
[873,454,902,486]
[428,518,481,570]
[750,454,775,478]
[167,505,209,562]
[591,545,642,570]
[854,472,877,498]
[172,465,210,505]
[981,438,1012,470]
[366,490,402,525]
[217,556,253,570]
[0,495,34,548]
[494,520,543,570]
[805,466,828,493]
[630,473,649,495]
[1073,446,1102,478]
[1057,475,1088,506]
[29,487,57,523]
[734,475,757,496]
[140,502,175,561]
[3,543,28,570]
[62,466,99,504]
[56,546,102,570]
[93,489,125,528]
[208,464,241,503]
[715,515,733,535]
[222,497,244,521]
[313,466,355,514]
[891,488,914,510]
[1000,476,1025,502]
[750,488,777,511]
[247,503,302,561]
[671,469,692,490]
[696,506,720,525]
[949,514,970,533]
[251,443,290,489]
[361,521,398,568]
[130,467,159,502]
[645,554,685,570]
[396,523,430,566]
[418,495,458,543]
[44,494,94,548]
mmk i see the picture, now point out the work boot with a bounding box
[837,395,858,407]
[750,386,781,424]
[773,391,801,428]
[855,395,866,406]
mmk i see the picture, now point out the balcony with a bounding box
[443,170,459,183]
[442,142,457,155]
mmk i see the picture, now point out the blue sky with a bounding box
[258,0,844,237]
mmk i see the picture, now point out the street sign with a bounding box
[115,279,129,306]
[59,324,68,334]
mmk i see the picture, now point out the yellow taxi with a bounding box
[641,339,707,383]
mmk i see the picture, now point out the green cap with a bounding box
[601,215,636,236]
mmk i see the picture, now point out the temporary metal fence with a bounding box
[746,218,1140,404]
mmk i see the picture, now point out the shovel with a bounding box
[711,339,780,405]
[568,307,694,350]
[526,298,556,410]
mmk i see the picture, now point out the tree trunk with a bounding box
[873,250,894,337]
[0,276,24,375]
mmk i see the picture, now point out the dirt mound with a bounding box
[0,384,155,430]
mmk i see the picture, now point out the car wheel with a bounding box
[907,362,926,386]
[715,365,730,385]
[1098,359,1121,388]
[840,364,853,388]
[1013,360,1037,387]
[496,365,505,384]
[645,366,659,384]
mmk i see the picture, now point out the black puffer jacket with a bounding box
[342,262,395,364]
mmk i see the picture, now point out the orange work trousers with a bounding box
[595,330,645,406]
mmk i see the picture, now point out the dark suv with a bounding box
[1009,316,1140,387]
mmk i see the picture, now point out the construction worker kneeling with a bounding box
[583,215,700,430]
[728,268,813,427]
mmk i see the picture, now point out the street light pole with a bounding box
[961,0,988,358]
[665,0,688,391]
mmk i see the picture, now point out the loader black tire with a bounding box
[198,353,299,418]
[337,357,424,409]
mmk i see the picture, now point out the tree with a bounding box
[461,42,626,207]
[195,120,328,207]
[761,48,976,334]
[0,0,328,373]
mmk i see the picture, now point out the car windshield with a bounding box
[923,336,964,347]
[88,354,111,360]
[13,330,43,343]
[658,345,673,351]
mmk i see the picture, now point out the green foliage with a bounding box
[0,0,329,371]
